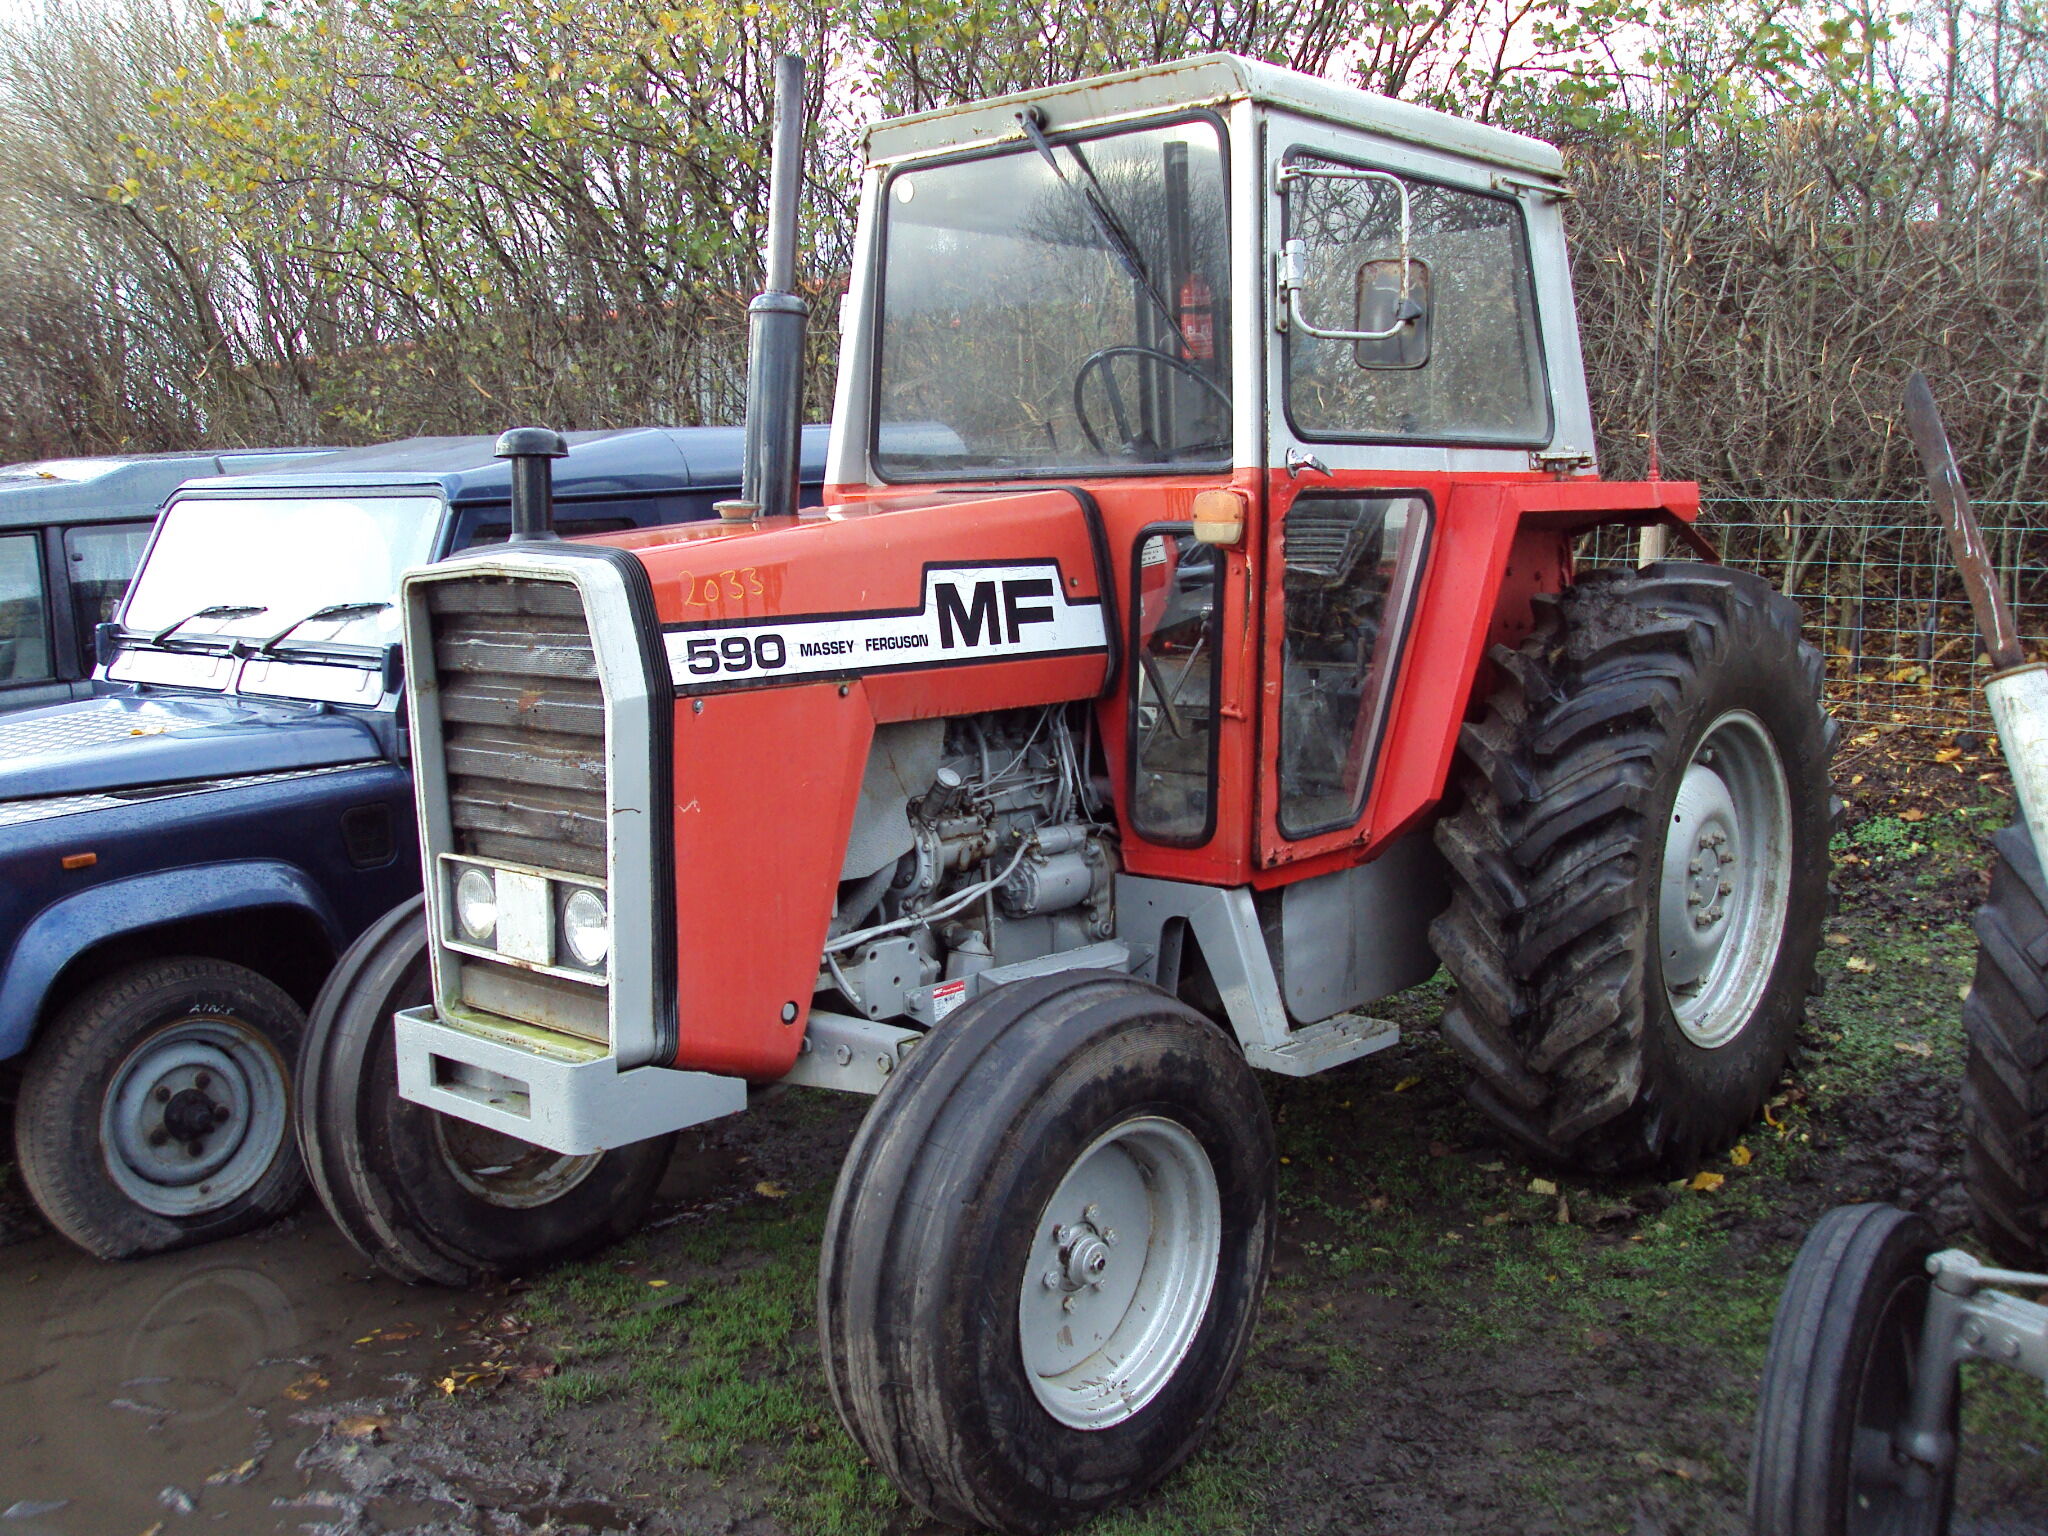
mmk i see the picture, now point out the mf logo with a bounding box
[934,577,1057,651]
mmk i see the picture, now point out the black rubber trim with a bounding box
[510,541,680,1063]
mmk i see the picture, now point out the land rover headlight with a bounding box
[454,866,498,941]
[561,887,610,967]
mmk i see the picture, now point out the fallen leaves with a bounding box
[337,1415,390,1441]
[1730,1143,1753,1167]
[1899,807,1927,822]
[1894,1039,1934,1058]
[1845,955,1875,973]
[204,1456,262,1486]
[282,1372,329,1402]
[1393,1075,1422,1093]
[1528,1177,1558,1196]
[1824,931,1852,947]
[754,1180,788,1199]
[1688,1171,1725,1193]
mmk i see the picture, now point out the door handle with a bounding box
[1285,448,1332,480]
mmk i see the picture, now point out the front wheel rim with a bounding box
[102,1018,290,1217]
[429,1115,602,1209]
[1658,709,1794,1049]
[1017,1114,1221,1431]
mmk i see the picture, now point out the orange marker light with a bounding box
[61,852,97,871]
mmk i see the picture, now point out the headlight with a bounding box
[455,866,498,941]
[562,887,610,967]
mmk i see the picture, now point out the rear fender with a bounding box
[0,862,343,1061]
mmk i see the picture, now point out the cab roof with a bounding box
[865,53,1565,180]
[0,449,329,531]
[175,425,830,504]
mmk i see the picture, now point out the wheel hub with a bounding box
[101,1018,288,1215]
[1657,711,1794,1049]
[1018,1116,1220,1431]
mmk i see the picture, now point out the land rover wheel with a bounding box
[818,971,1275,1535]
[1431,561,1836,1174]
[14,958,307,1259]
[296,896,674,1286]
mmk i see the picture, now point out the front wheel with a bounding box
[14,958,306,1259]
[295,896,674,1286]
[818,972,1275,1535]
[1962,823,2048,1268]
[1750,1203,1955,1536]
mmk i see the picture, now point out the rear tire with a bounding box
[1430,562,1835,1173]
[1963,823,2048,1268]
[818,972,1275,1535]
[1749,1203,1954,1536]
[14,958,306,1259]
[296,896,674,1286]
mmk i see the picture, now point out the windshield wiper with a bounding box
[1015,108,1197,361]
[252,600,392,659]
[150,603,268,650]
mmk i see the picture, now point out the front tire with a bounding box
[818,972,1275,1535]
[1962,823,2048,1268]
[14,958,307,1260]
[1749,1203,1955,1536]
[295,896,674,1286]
[1431,562,1835,1173]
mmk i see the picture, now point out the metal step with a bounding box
[1243,1012,1400,1076]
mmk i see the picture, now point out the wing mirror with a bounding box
[1277,162,1427,360]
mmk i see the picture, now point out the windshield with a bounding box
[875,117,1231,479]
[121,495,440,650]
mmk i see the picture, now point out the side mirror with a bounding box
[1276,162,1420,345]
[93,620,122,670]
[1354,258,1430,369]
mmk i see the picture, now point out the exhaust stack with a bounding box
[721,54,809,523]
[496,427,569,541]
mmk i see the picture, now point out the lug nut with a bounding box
[1718,880,1733,895]
[1101,1228,1117,1246]
[1043,1267,1063,1290]
[1083,1204,1100,1224]
[154,1086,171,1104]
[1062,1295,1075,1313]
[195,1071,211,1091]
[186,1140,205,1158]
[148,1129,168,1148]
[212,1104,231,1124]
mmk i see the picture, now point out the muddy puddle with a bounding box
[0,1213,514,1533]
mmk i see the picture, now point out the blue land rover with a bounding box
[0,426,825,1258]
[0,449,328,715]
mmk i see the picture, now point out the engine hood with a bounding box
[0,694,385,803]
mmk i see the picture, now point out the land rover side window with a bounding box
[1130,529,1223,844]
[64,522,150,668]
[0,533,53,686]
[876,118,1230,478]
[1278,494,1431,835]
[1283,155,1548,444]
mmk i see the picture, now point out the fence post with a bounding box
[1637,524,1668,567]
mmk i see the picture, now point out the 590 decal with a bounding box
[661,562,1105,692]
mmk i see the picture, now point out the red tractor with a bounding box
[300,54,1834,1532]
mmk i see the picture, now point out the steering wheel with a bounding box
[1073,346,1233,459]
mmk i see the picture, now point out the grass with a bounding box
[488,777,2042,1534]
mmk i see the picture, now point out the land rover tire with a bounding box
[1962,822,2048,1268]
[818,971,1275,1535]
[14,957,308,1259]
[1431,562,1835,1174]
[296,896,674,1286]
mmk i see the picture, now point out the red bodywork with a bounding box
[586,470,1698,1078]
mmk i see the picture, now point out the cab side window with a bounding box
[65,522,151,669]
[1277,494,1430,834]
[0,532,54,686]
[1130,529,1223,845]
[1283,156,1548,445]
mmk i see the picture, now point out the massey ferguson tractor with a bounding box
[299,55,1834,1532]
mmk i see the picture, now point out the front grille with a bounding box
[424,577,607,880]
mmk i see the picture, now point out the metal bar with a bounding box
[1903,371,2027,670]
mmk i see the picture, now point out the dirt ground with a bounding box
[5,733,2048,1536]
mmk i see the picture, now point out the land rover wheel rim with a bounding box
[102,1018,289,1216]
[1018,1115,1221,1430]
[1659,709,1793,1049]
[430,1115,601,1209]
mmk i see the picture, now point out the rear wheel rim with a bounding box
[1659,709,1793,1048]
[102,1018,290,1217]
[429,1115,601,1209]
[1017,1115,1220,1430]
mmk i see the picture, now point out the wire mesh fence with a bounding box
[1576,500,2048,735]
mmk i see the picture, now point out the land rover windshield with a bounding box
[874,117,1231,480]
[111,495,439,698]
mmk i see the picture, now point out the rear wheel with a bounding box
[14,958,306,1259]
[818,972,1274,1535]
[1430,562,1835,1173]
[1750,1203,1955,1536]
[1962,823,2048,1268]
[295,896,673,1285]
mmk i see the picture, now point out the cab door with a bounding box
[1255,115,1556,870]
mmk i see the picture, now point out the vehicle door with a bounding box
[0,528,69,711]
[1257,114,1554,868]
